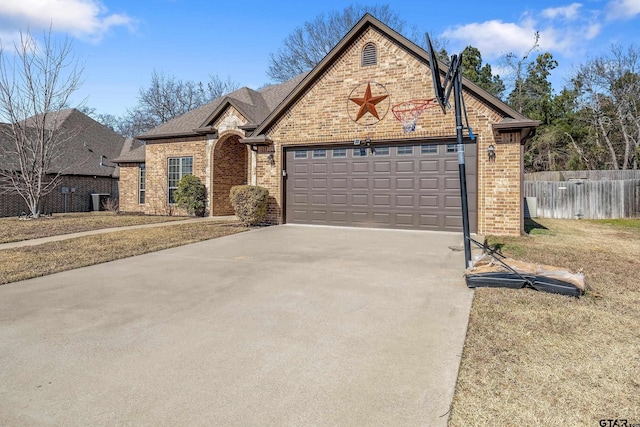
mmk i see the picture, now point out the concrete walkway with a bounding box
[0,225,473,426]
[0,215,237,250]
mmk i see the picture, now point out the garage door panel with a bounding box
[294,164,308,174]
[373,213,390,224]
[312,178,327,190]
[396,177,414,189]
[352,178,368,189]
[396,194,414,207]
[395,214,415,226]
[374,178,390,189]
[294,179,308,190]
[332,163,348,174]
[352,194,368,206]
[374,161,391,173]
[352,162,369,173]
[419,214,439,227]
[396,160,415,173]
[332,178,347,189]
[285,142,477,232]
[420,160,438,172]
[312,194,327,205]
[373,194,391,207]
[351,212,369,223]
[332,194,347,205]
[293,194,308,205]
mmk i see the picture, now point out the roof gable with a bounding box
[250,14,530,138]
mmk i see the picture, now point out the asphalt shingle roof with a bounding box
[0,109,128,178]
[137,72,309,140]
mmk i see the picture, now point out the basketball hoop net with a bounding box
[391,98,439,133]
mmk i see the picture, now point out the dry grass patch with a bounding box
[450,219,640,426]
[0,212,186,244]
[0,221,247,285]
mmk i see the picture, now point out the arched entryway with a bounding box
[211,133,249,216]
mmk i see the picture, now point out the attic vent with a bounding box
[361,43,377,67]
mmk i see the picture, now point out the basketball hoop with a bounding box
[391,98,439,133]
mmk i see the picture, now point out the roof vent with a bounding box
[361,43,377,67]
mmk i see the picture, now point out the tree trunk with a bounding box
[597,116,619,170]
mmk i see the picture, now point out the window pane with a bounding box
[139,163,146,204]
[182,157,193,175]
[294,150,307,159]
[397,145,413,155]
[312,149,327,158]
[421,144,437,154]
[446,144,456,153]
[332,148,346,158]
[374,146,389,156]
[353,147,367,157]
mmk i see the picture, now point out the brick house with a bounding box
[117,14,538,235]
[0,109,138,216]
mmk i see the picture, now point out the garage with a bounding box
[284,141,477,232]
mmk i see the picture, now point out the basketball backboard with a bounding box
[426,33,446,114]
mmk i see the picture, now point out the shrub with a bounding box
[229,185,269,226]
[174,175,207,217]
[102,197,119,213]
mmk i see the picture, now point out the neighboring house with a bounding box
[0,109,139,216]
[116,14,538,236]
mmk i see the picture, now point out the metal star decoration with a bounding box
[349,82,389,121]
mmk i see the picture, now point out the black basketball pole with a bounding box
[452,56,472,268]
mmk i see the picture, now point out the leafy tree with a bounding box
[267,4,406,82]
[0,29,83,217]
[174,175,207,217]
[461,46,505,99]
[505,32,540,115]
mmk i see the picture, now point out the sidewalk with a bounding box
[0,216,237,250]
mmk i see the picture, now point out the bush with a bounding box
[174,175,207,217]
[229,185,269,226]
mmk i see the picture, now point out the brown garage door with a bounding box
[284,141,477,232]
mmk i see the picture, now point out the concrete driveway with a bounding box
[0,225,473,426]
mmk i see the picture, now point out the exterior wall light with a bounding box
[488,144,496,162]
[267,153,275,165]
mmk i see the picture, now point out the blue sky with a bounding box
[1,0,639,118]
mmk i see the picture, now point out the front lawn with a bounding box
[450,218,640,425]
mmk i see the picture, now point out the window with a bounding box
[332,148,347,158]
[139,163,146,204]
[353,147,367,157]
[446,144,456,153]
[362,42,377,66]
[312,149,327,158]
[397,145,413,155]
[168,157,193,204]
[373,146,389,156]
[421,145,437,154]
[294,150,307,159]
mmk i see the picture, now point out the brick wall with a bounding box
[0,175,116,217]
[118,163,145,214]
[211,133,249,216]
[255,27,522,235]
[144,137,207,216]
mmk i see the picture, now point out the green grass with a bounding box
[588,218,640,229]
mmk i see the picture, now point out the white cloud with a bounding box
[0,0,135,43]
[541,3,583,20]
[442,20,544,59]
[606,0,640,20]
[441,6,602,60]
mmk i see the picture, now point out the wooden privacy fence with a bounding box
[526,170,640,181]
[524,179,640,219]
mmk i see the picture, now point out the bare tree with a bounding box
[119,71,239,137]
[0,29,83,217]
[267,4,406,82]
[574,45,640,170]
